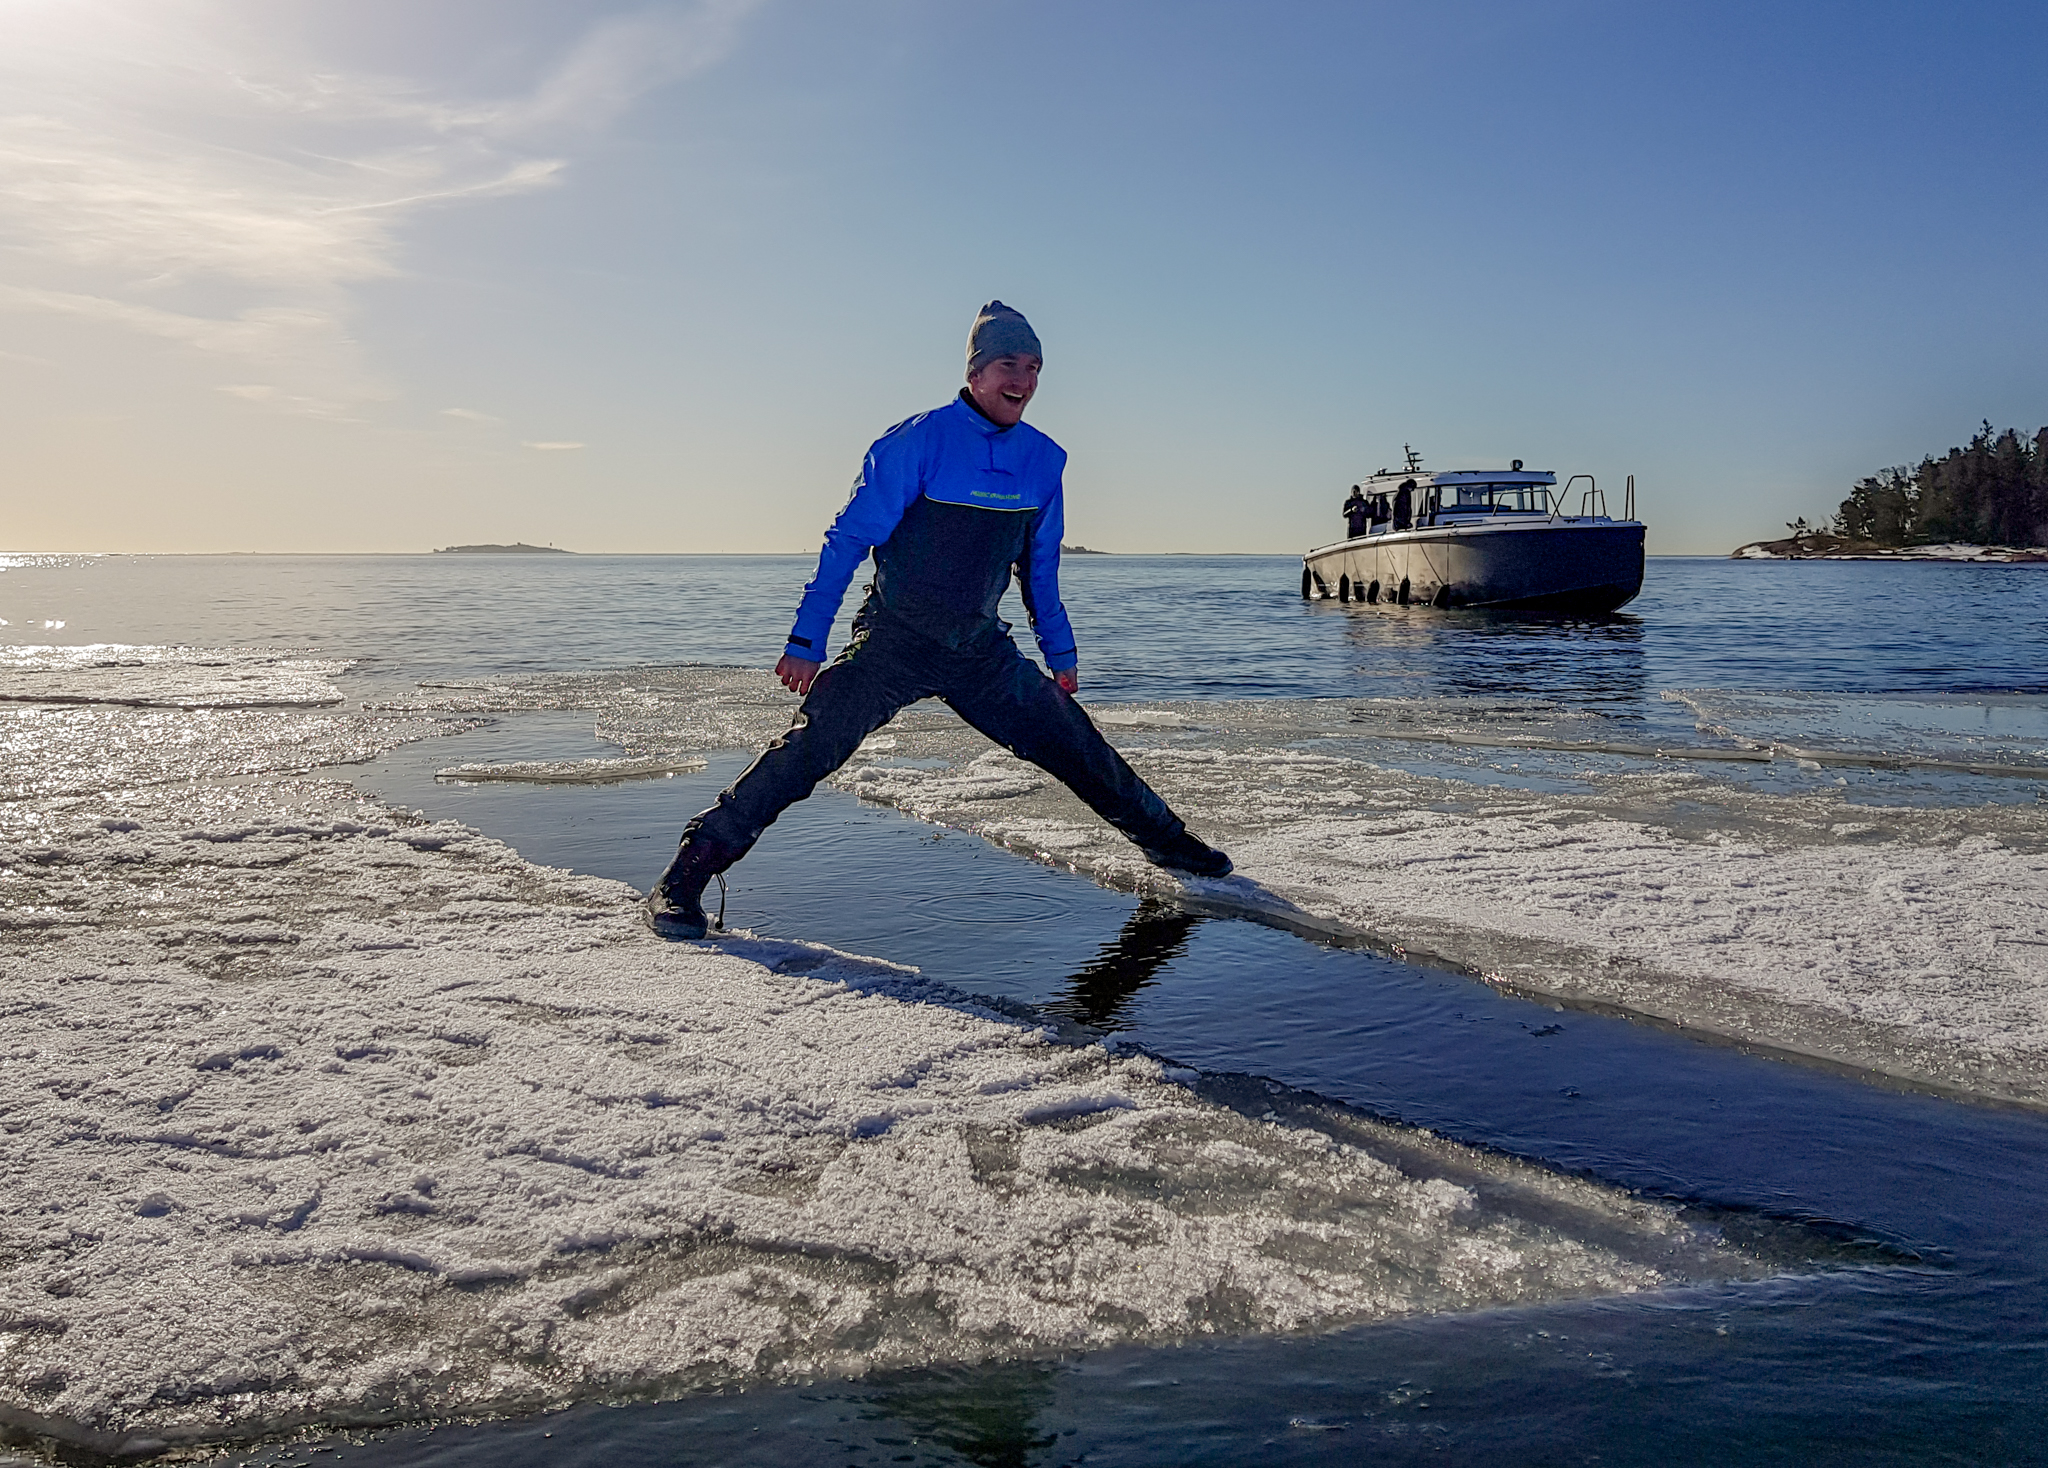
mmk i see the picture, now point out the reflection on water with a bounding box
[1330,602,1651,715]
[860,1363,1062,1468]
[1043,902,1204,1029]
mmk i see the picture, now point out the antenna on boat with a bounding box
[1403,445,1424,474]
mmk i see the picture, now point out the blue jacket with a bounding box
[785,394,1079,670]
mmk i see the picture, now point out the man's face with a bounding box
[966,354,1041,427]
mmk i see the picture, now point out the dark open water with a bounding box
[4,553,2046,1464]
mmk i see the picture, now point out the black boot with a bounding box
[1138,827,1233,879]
[645,827,740,940]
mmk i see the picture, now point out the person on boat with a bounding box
[1393,478,1416,532]
[1343,486,1371,539]
[644,301,1234,940]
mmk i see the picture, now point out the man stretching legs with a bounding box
[647,301,1230,940]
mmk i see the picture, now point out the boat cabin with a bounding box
[1352,467,1560,536]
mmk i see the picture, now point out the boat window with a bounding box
[1449,484,1552,513]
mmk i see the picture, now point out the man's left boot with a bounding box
[1139,827,1233,879]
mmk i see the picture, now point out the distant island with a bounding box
[1735,421,2048,560]
[433,543,570,555]
[1062,544,1109,555]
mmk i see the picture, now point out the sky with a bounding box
[3,0,2045,556]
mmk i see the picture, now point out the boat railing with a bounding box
[1566,474,1606,519]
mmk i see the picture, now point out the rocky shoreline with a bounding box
[1731,532,2048,562]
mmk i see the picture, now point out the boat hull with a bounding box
[1302,522,1645,612]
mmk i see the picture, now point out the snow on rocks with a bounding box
[1731,538,2048,562]
[0,771,1729,1454]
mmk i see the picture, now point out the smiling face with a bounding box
[966,353,1041,427]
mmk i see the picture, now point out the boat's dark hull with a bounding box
[1302,522,1645,612]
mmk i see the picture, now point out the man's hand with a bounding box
[1055,666,1079,696]
[776,654,822,695]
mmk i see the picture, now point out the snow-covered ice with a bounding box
[435,756,708,785]
[1663,690,2048,776]
[397,668,2048,1106]
[0,645,352,710]
[0,658,1766,1455]
[849,730,2048,1106]
[1,703,464,806]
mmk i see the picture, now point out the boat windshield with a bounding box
[1447,484,1553,514]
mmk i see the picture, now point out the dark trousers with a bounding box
[686,620,1190,866]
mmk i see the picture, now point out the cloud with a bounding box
[0,1,759,416]
[439,407,502,424]
[516,2,761,133]
[217,382,354,418]
[522,441,587,451]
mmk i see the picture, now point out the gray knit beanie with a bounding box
[966,300,1042,375]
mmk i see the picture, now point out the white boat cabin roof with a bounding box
[1359,467,1557,489]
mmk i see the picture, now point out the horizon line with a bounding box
[2,549,1734,559]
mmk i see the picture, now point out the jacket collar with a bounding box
[953,388,1014,436]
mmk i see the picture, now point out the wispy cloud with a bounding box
[0,1,758,416]
[439,407,502,424]
[515,2,761,133]
[522,441,587,451]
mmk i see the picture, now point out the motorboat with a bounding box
[1302,448,1644,612]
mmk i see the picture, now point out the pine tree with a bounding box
[1833,423,2048,547]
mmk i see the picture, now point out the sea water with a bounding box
[1,553,2044,1464]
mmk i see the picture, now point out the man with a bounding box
[1343,485,1371,539]
[646,301,1232,940]
[1392,477,1416,532]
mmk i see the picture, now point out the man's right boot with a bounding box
[645,827,739,940]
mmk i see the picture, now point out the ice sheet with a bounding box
[386,666,797,753]
[0,778,1746,1455]
[0,669,1762,1455]
[373,669,2048,1103]
[435,756,708,785]
[0,645,351,709]
[1665,689,2048,775]
[2,703,466,803]
[840,741,2048,1103]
